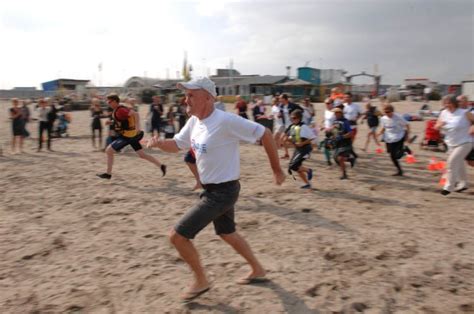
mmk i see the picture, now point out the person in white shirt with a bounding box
[343,92,362,132]
[271,97,290,158]
[435,95,474,195]
[378,103,411,176]
[343,92,362,160]
[36,98,52,152]
[147,77,285,301]
[282,109,315,189]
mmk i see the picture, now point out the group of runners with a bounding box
[5,78,473,302]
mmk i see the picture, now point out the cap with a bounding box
[177,77,217,98]
[332,108,343,113]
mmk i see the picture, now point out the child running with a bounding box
[96,94,166,179]
[283,109,315,189]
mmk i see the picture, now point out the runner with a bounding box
[96,94,166,180]
[279,93,303,159]
[435,95,474,195]
[329,108,353,179]
[283,109,315,189]
[378,104,411,176]
[361,102,381,152]
[234,95,248,119]
[147,77,285,302]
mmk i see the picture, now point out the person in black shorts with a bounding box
[147,77,285,302]
[330,108,354,180]
[96,94,166,180]
[184,149,202,190]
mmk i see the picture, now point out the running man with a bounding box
[147,77,285,302]
[96,94,166,180]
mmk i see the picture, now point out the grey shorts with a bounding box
[174,180,240,239]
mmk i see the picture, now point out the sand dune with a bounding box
[0,100,473,313]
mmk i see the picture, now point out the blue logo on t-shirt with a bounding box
[191,139,207,154]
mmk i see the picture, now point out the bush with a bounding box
[140,89,157,104]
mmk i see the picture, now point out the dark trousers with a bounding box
[38,121,51,150]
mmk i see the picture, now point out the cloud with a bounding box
[0,0,472,88]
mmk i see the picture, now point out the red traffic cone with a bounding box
[406,154,417,164]
[427,157,438,171]
[435,161,446,171]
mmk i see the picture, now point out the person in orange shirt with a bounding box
[330,87,344,107]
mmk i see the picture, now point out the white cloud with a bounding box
[0,0,472,89]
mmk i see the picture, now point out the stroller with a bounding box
[420,119,447,152]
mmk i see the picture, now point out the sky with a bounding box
[0,0,472,89]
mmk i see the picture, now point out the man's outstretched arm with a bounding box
[260,128,286,185]
[147,137,180,153]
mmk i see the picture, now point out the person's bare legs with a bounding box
[11,136,16,153]
[220,232,266,280]
[297,166,310,185]
[135,149,163,167]
[186,162,202,190]
[338,155,347,179]
[19,136,24,153]
[169,230,210,293]
[105,145,115,174]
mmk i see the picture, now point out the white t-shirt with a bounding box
[298,124,317,140]
[174,109,266,184]
[439,108,473,147]
[343,102,362,123]
[324,110,335,129]
[271,104,290,129]
[380,113,408,143]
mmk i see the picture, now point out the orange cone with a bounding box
[375,148,384,154]
[406,154,417,164]
[435,161,446,170]
[427,157,438,171]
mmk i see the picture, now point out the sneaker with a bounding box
[300,184,311,189]
[96,173,112,180]
[160,164,167,177]
[440,190,450,196]
[391,171,403,176]
[327,161,332,166]
[307,168,313,181]
[340,174,348,180]
[349,157,357,168]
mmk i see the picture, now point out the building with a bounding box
[0,87,48,100]
[41,78,90,99]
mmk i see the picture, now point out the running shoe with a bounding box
[300,184,311,189]
[96,173,112,179]
[308,168,313,181]
[160,164,167,177]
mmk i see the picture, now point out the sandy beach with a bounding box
[0,100,473,313]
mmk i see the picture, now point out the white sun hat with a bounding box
[177,77,217,98]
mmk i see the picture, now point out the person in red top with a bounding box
[234,95,248,119]
[96,94,166,179]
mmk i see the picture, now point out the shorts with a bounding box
[184,149,196,164]
[111,131,144,152]
[289,145,312,172]
[369,126,378,133]
[175,180,240,239]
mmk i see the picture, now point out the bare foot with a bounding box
[181,281,211,301]
[192,183,202,191]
